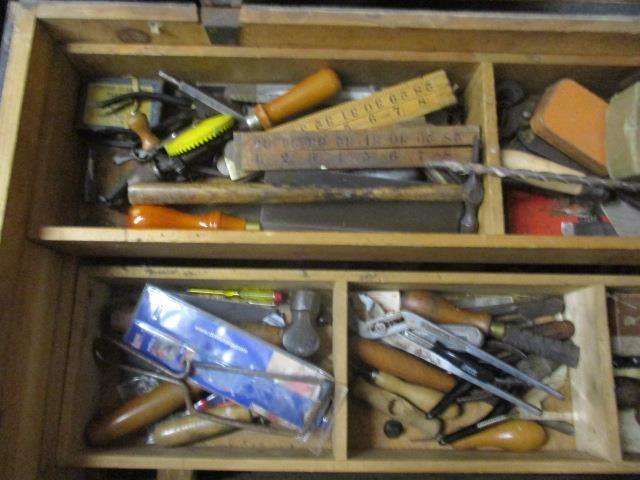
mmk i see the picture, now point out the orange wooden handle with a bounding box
[350,336,455,392]
[255,68,341,129]
[127,112,160,151]
[128,205,254,231]
[451,420,547,452]
[86,382,201,447]
[402,291,492,333]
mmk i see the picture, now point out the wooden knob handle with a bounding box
[152,404,252,447]
[373,370,459,419]
[255,68,341,129]
[352,378,441,439]
[350,336,456,392]
[127,112,160,151]
[86,382,201,447]
[402,291,492,333]
[451,420,547,452]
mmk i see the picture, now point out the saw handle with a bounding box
[402,290,492,333]
[127,112,160,151]
[255,68,341,129]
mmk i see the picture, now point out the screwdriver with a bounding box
[128,205,260,231]
[159,68,342,130]
[187,287,286,305]
[449,419,547,452]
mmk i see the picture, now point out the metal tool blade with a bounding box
[177,294,286,327]
[382,333,541,415]
[602,199,640,236]
[216,83,377,104]
[158,71,246,122]
[405,312,564,400]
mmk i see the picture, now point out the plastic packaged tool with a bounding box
[606,82,640,180]
[123,285,339,448]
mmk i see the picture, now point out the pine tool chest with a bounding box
[1,2,640,479]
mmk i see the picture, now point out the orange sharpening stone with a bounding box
[530,79,608,176]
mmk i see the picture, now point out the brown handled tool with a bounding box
[350,336,456,392]
[127,181,463,206]
[249,68,342,130]
[443,402,495,434]
[364,368,460,419]
[127,112,160,151]
[151,404,252,447]
[451,419,547,452]
[86,382,202,447]
[402,290,492,333]
[352,378,441,439]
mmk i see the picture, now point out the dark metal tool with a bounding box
[425,160,640,193]
[283,290,321,358]
[176,294,286,327]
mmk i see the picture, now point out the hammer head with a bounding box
[283,290,321,358]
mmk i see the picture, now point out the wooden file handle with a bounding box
[372,370,459,419]
[352,378,441,439]
[255,68,341,129]
[451,420,547,452]
[86,382,202,447]
[350,336,456,393]
[402,290,492,333]
[127,112,160,151]
[151,404,252,447]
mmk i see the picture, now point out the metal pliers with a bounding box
[354,309,563,416]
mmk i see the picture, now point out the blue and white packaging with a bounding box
[124,285,334,433]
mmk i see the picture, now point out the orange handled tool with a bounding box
[127,205,260,231]
[451,420,547,452]
[248,68,342,130]
[402,290,492,333]
[86,382,202,447]
[350,336,456,392]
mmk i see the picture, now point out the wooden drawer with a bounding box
[1,3,640,267]
[50,266,640,476]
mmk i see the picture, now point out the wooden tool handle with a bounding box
[128,205,253,231]
[401,291,492,333]
[127,112,160,151]
[374,370,459,419]
[151,404,252,447]
[443,402,495,434]
[128,181,463,206]
[255,68,341,129]
[352,378,441,439]
[86,382,201,447]
[451,420,547,452]
[350,337,455,392]
[528,320,575,340]
[241,323,284,345]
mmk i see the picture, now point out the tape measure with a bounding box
[236,125,478,171]
[272,70,456,132]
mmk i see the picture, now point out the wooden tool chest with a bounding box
[0,2,639,479]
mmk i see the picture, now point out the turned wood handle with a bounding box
[350,337,455,392]
[127,112,160,151]
[151,404,252,447]
[86,382,201,447]
[402,290,492,333]
[352,378,441,439]
[451,420,547,452]
[255,68,341,129]
[373,370,459,420]
[443,401,495,434]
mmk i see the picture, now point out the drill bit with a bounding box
[425,160,640,193]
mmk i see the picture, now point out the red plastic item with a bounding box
[507,190,582,235]
[128,205,257,231]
